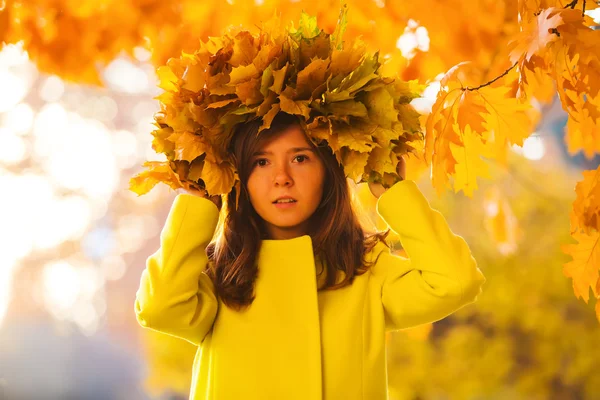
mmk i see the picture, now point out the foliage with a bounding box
[128,7,422,206]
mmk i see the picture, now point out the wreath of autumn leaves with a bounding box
[128,5,423,206]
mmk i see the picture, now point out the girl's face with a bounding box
[247,124,326,240]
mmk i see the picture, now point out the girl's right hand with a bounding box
[177,186,223,211]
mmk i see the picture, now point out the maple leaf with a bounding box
[335,120,376,153]
[561,230,600,303]
[259,103,281,132]
[477,85,534,148]
[449,124,492,197]
[279,94,311,119]
[341,148,369,181]
[456,90,487,134]
[425,86,462,195]
[508,7,563,64]
[157,66,179,92]
[170,131,210,163]
[201,159,236,195]
[362,86,399,129]
[570,165,600,235]
[129,161,183,196]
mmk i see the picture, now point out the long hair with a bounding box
[205,112,390,310]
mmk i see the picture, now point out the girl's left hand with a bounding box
[368,155,406,199]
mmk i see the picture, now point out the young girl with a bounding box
[134,111,486,400]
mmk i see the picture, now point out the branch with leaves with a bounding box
[424,2,600,320]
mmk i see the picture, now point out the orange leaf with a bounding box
[570,165,600,235]
[561,230,600,303]
[171,131,209,162]
[129,161,183,196]
[478,85,534,147]
[508,7,563,64]
[448,124,492,197]
[201,159,236,195]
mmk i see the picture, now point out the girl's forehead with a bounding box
[256,125,311,151]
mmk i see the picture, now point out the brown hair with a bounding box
[205,112,390,310]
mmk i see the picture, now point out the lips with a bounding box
[273,196,297,203]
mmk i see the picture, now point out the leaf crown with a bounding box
[129,4,423,203]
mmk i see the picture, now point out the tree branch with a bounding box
[564,0,578,8]
[465,62,518,91]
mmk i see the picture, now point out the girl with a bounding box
[134,112,486,400]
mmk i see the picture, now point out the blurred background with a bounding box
[1,1,600,399]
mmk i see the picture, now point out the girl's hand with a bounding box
[177,185,223,211]
[368,156,406,199]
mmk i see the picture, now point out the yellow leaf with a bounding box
[335,121,376,153]
[425,88,462,195]
[478,85,534,147]
[157,66,178,91]
[279,94,311,119]
[561,230,600,303]
[325,100,368,118]
[229,31,258,67]
[564,94,600,160]
[129,161,183,196]
[201,159,236,195]
[341,148,370,182]
[170,131,209,162]
[449,124,492,197]
[367,146,396,176]
[235,78,263,105]
[229,63,259,85]
[508,7,563,63]
[362,87,398,129]
[205,98,240,109]
[296,58,330,99]
[456,90,487,134]
[181,62,206,92]
[570,165,600,235]
[259,103,281,132]
[269,63,289,95]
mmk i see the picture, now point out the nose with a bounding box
[273,164,293,187]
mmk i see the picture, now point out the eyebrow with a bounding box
[252,147,315,156]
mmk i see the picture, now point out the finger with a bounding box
[397,156,406,180]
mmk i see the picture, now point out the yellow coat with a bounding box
[134,180,486,400]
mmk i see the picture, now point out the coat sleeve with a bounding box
[134,194,220,346]
[373,179,486,331]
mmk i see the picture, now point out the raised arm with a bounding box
[134,194,220,345]
[373,180,486,331]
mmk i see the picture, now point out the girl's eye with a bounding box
[295,155,309,163]
[253,158,268,167]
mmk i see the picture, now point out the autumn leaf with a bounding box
[157,66,179,92]
[477,85,534,148]
[259,103,281,132]
[201,159,236,195]
[455,90,487,134]
[449,124,492,197]
[129,161,183,196]
[425,87,462,195]
[296,58,330,99]
[362,87,399,129]
[170,131,209,162]
[570,165,600,235]
[341,148,369,181]
[335,121,377,153]
[561,230,600,303]
[508,7,563,64]
[279,95,311,119]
